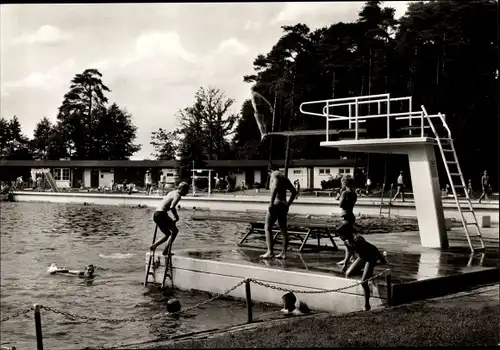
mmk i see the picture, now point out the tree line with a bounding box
[151,0,497,185]
[1,69,141,161]
[2,1,497,188]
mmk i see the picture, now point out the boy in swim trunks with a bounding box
[150,182,190,255]
[337,225,387,311]
[336,177,358,265]
[260,168,297,260]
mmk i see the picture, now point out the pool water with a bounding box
[0,202,277,350]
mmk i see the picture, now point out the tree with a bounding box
[150,128,178,160]
[234,0,498,187]
[56,69,111,159]
[190,87,238,160]
[94,103,141,160]
[176,106,207,180]
[0,116,32,159]
[31,117,55,160]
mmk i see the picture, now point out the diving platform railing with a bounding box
[299,93,445,142]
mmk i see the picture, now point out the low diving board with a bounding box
[264,128,367,137]
[191,214,339,252]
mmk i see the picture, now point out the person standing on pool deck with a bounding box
[336,177,358,266]
[150,182,190,255]
[337,227,387,311]
[392,171,405,202]
[478,170,491,204]
[159,172,167,196]
[144,170,153,195]
[260,168,297,260]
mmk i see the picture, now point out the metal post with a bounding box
[325,101,330,142]
[354,99,359,140]
[208,170,212,197]
[33,304,43,350]
[348,103,352,129]
[386,96,391,139]
[420,111,424,138]
[245,278,253,323]
[409,97,413,137]
[191,161,196,197]
[386,271,392,306]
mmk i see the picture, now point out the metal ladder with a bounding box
[379,183,392,218]
[421,106,485,253]
[144,225,174,288]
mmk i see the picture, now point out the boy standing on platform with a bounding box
[260,168,297,260]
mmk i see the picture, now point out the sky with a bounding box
[0,2,409,160]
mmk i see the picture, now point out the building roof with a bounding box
[0,158,359,168]
[0,159,177,168]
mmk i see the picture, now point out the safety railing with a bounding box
[1,269,391,350]
[299,93,445,142]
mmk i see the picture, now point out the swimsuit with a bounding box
[153,211,175,236]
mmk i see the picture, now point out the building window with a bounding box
[339,169,345,174]
[166,173,174,177]
[293,169,302,175]
[345,168,351,174]
[62,168,70,180]
[53,169,61,181]
[319,168,331,175]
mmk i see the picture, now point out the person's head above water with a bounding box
[177,182,190,196]
[84,264,95,278]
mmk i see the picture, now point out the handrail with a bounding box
[300,93,391,117]
[437,112,452,139]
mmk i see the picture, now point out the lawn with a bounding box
[150,303,499,348]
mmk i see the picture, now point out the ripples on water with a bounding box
[0,202,259,350]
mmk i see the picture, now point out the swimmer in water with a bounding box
[49,264,95,279]
[150,182,190,255]
[260,167,298,260]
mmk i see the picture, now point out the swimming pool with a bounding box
[0,202,274,349]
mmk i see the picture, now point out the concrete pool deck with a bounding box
[146,225,499,314]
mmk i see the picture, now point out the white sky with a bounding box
[0,2,409,159]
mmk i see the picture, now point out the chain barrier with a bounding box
[249,268,390,294]
[1,269,389,325]
[1,307,33,323]
[22,279,247,324]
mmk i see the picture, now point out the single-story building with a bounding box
[208,159,359,189]
[0,160,178,189]
[0,158,362,190]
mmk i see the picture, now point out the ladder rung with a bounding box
[455,185,465,188]
[443,149,454,152]
[446,161,457,164]
[450,173,462,176]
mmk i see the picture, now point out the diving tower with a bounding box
[293,93,485,253]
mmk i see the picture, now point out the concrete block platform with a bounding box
[145,227,499,314]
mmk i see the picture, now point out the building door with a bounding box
[91,169,99,188]
[245,170,255,186]
[72,168,83,188]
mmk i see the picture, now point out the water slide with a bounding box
[43,170,60,193]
